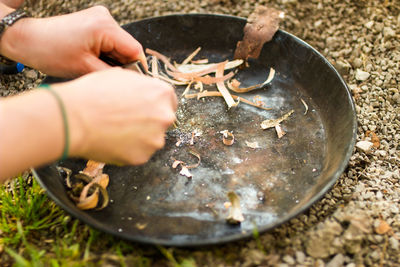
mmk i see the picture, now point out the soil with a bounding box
[1,0,399,266]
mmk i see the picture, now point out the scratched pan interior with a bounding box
[34,14,357,246]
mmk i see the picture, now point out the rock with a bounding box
[383,27,396,39]
[392,92,400,104]
[295,251,306,264]
[356,141,374,153]
[282,255,295,265]
[374,22,384,32]
[306,221,342,258]
[352,58,363,68]
[364,21,374,29]
[335,60,351,75]
[326,36,338,49]
[24,69,38,80]
[370,250,380,261]
[355,69,370,81]
[326,254,345,267]
[376,150,387,158]
[242,249,266,266]
[389,237,399,250]
[315,259,325,267]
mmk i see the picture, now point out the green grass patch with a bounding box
[0,174,65,247]
[0,174,196,266]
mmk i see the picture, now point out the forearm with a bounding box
[0,89,65,180]
[0,83,86,181]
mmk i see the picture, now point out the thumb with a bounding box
[83,55,113,74]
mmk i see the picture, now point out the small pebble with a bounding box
[327,254,345,267]
[283,255,295,265]
[356,141,374,153]
[24,69,38,80]
[355,69,370,81]
[389,237,399,250]
[295,251,306,264]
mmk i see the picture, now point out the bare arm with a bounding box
[0,89,70,179]
[0,68,177,181]
[0,5,176,181]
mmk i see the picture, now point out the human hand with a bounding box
[0,6,147,78]
[0,0,24,9]
[53,68,177,165]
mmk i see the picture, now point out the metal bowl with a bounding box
[33,14,357,246]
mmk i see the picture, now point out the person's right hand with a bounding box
[53,68,177,165]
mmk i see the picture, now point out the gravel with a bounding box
[1,0,399,266]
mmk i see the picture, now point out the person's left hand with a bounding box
[0,5,147,78]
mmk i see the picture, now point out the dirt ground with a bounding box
[1,0,399,266]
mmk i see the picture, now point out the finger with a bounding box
[84,55,112,73]
[103,28,148,70]
[137,51,148,73]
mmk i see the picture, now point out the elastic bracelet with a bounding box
[39,84,69,161]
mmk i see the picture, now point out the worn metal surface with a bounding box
[34,14,356,246]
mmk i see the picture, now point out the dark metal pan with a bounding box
[33,14,357,246]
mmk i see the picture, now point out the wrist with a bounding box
[50,82,87,159]
[0,13,32,59]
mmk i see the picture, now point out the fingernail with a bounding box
[138,52,148,73]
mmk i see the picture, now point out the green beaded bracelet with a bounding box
[39,84,69,161]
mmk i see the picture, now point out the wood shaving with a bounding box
[275,124,286,138]
[186,150,201,169]
[180,47,201,66]
[245,141,260,149]
[144,48,276,110]
[175,139,182,147]
[76,188,99,210]
[172,150,201,178]
[220,130,235,146]
[172,160,184,169]
[301,98,309,115]
[227,68,275,93]
[81,160,105,178]
[176,59,243,74]
[234,6,284,60]
[185,91,272,111]
[253,95,266,107]
[191,59,209,64]
[194,81,203,92]
[151,55,159,78]
[181,81,193,97]
[135,222,148,230]
[179,166,193,178]
[65,160,110,210]
[145,48,180,72]
[215,62,238,108]
[261,110,294,138]
[261,110,294,129]
[193,72,235,85]
[226,191,244,224]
